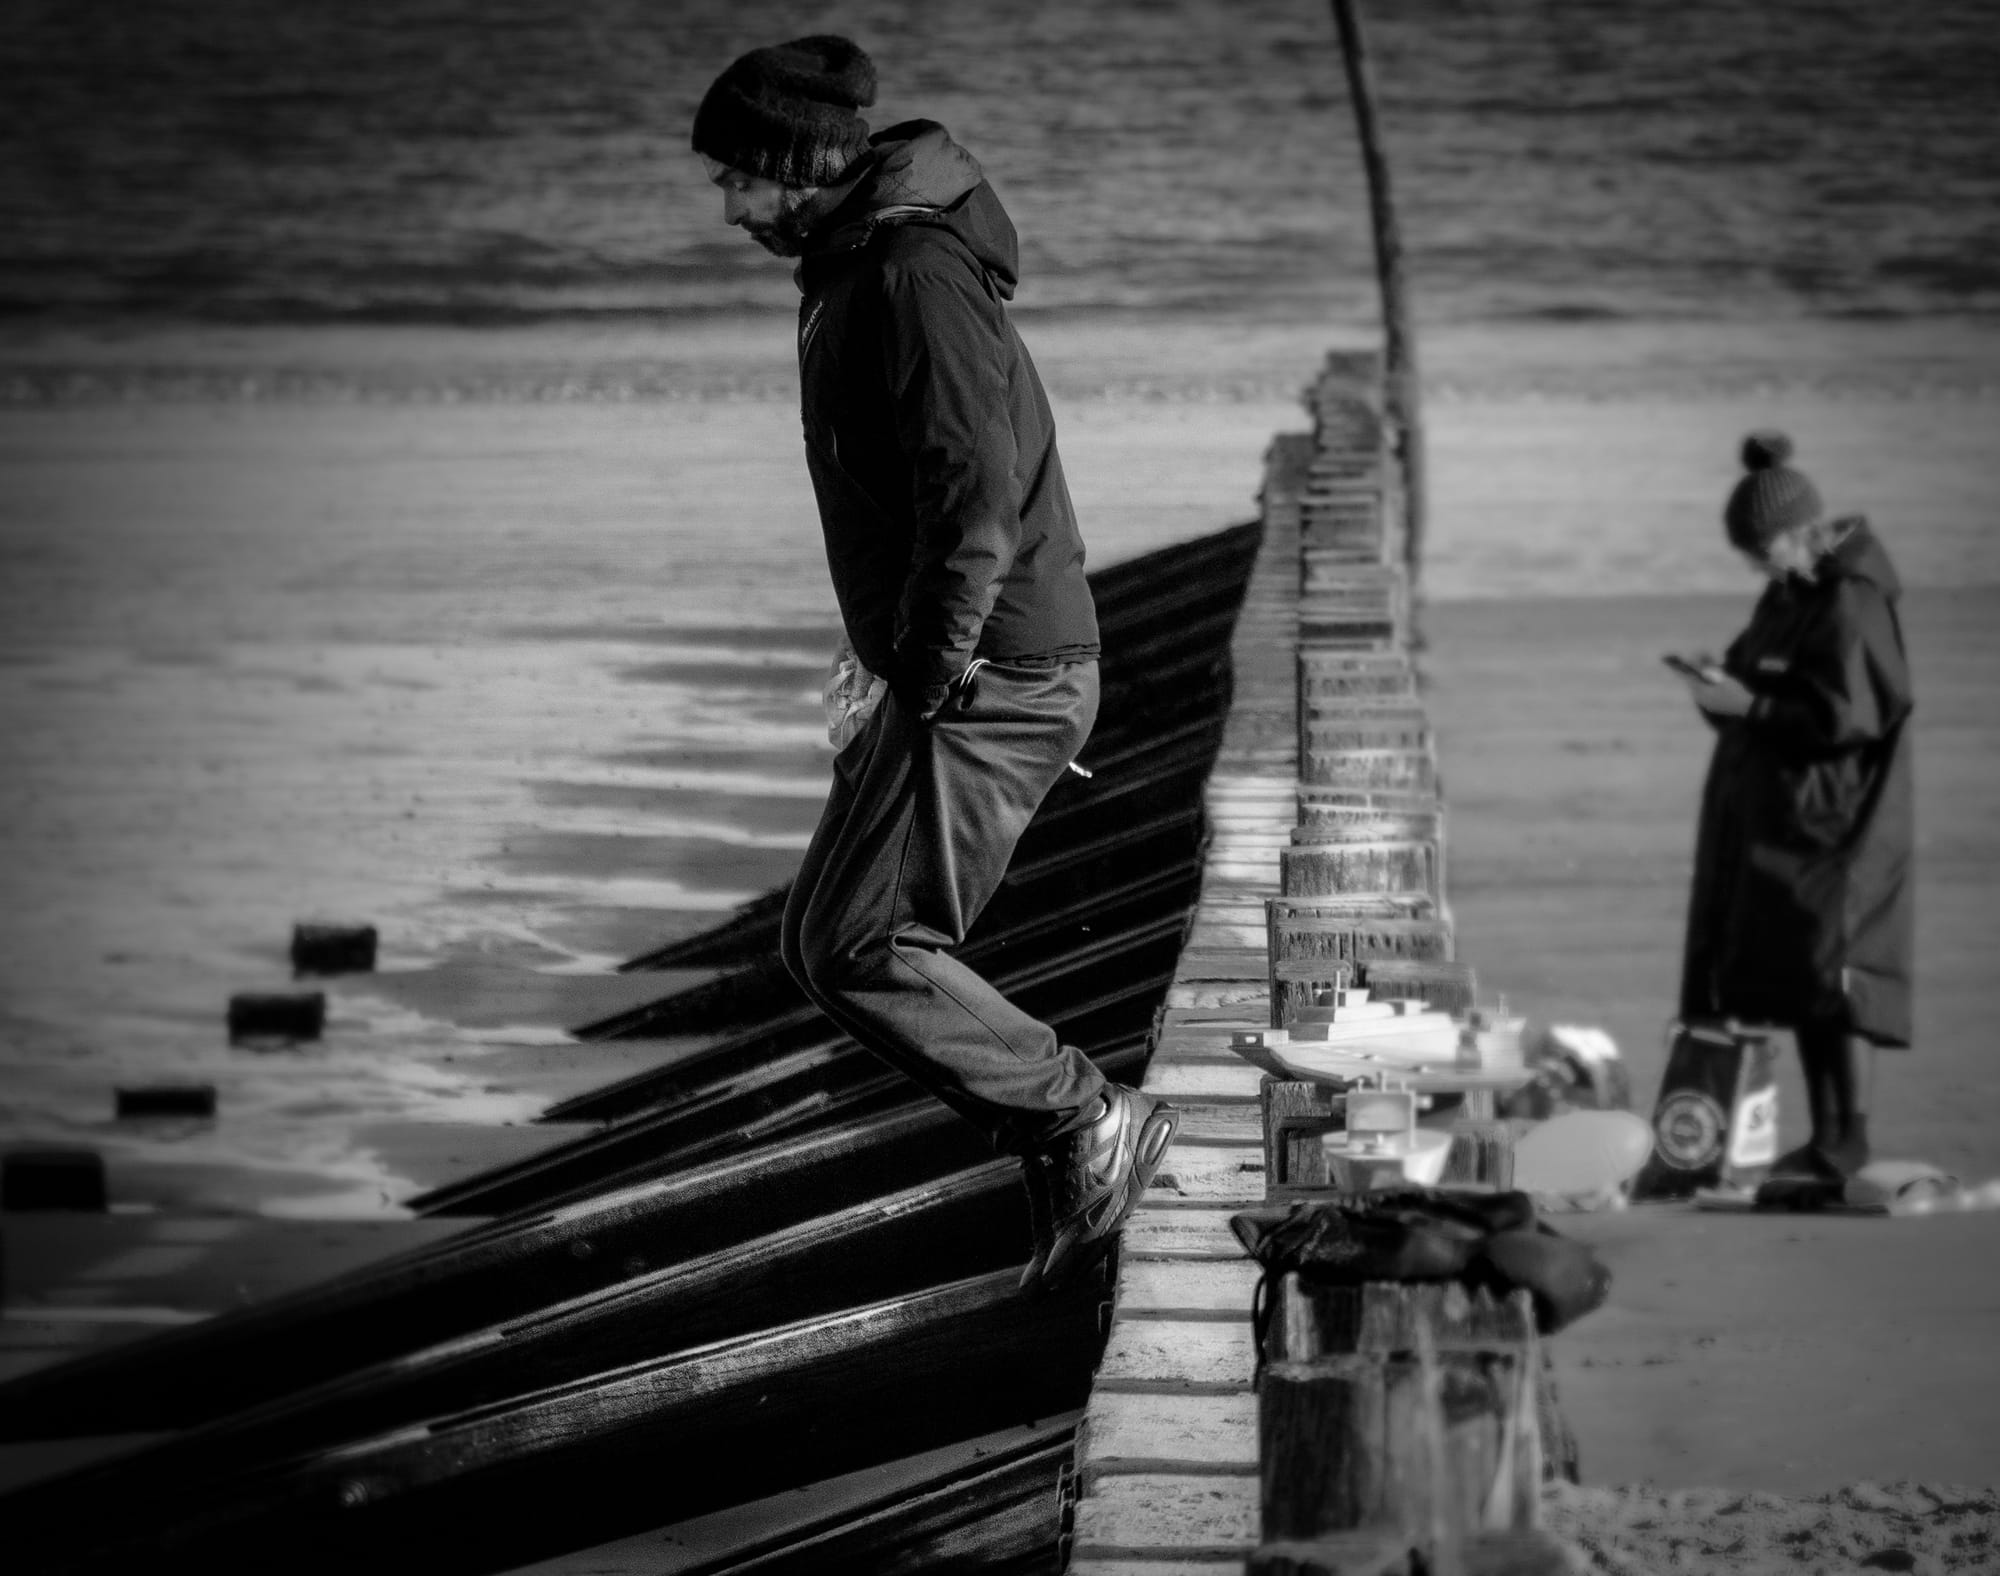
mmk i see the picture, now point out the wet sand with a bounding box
[1,320,1998,1555]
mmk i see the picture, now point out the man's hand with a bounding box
[888,645,962,725]
[887,664,952,723]
[1687,669,1755,717]
[908,681,953,723]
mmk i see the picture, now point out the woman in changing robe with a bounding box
[1674,432,1914,1188]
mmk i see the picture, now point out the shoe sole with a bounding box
[1753,1176,1844,1211]
[1037,1100,1179,1292]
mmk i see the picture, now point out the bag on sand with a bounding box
[1631,1019,1778,1200]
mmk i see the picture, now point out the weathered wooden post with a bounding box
[291,922,378,976]
[1301,751,1437,800]
[1327,0,1427,612]
[1301,710,1432,757]
[115,1084,218,1118]
[2,1148,107,1211]
[1281,840,1438,901]
[1262,1076,1347,1198]
[1267,898,1453,1029]
[1357,958,1478,1014]
[1250,1279,1569,1574]
[227,991,327,1044]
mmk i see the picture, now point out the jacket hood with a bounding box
[812,120,1020,298]
[1823,516,1901,600]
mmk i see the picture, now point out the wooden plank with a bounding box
[1192,899,1280,924]
[1185,920,1271,949]
[1289,808,1442,845]
[1208,774,1305,799]
[1206,819,1296,838]
[1171,1104,1265,1146]
[1071,1473,1260,1557]
[506,1418,1079,1575]
[1145,1142,1268,1205]
[1177,949,1277,980]
[1156,1016,1266,1043]
[1163,985,1273,1011]
[1143,1062,1265,1102]
[1204,864,1284,889]
[1206,831,1296,851]
[1149,1049,1261,1076]
[1266,895,1435,926]
[1122,1207,1249,1262]
[1298,559,1402,596]
[1115,1259,1262,1316]
[1298,594,1403,640]
[1083,1391,1260,1474]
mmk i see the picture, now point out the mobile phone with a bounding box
[1662,653,1722,682]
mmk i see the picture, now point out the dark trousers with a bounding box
[780,658,1107,1155]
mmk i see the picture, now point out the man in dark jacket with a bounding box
[1675,432,1915,1187]
[692,36,1176,1291]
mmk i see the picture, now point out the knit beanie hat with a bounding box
[1723,431,1824,553]
[691,36,876,188]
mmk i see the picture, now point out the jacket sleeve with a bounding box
[1746,581,1911,757]
[877,253,1023,698]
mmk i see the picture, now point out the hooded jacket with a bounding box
[794,121,1099,701]
[1679,518,1915,1044]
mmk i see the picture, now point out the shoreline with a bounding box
[4,313,2000,402]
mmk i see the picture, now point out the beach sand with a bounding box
[1,318,1998,1561]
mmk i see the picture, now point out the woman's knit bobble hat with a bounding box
[1723,431,1824,553]
[691,35,876,188]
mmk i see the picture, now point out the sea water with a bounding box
[5,0,1997,325]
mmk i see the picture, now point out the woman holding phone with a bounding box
[1673,432,1915,1194]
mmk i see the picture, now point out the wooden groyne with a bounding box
[1067,349,1567,1573]
[0,529,1267,1573]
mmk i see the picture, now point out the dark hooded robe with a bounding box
[1678,518,1915,1045]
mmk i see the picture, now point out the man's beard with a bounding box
[743,187,837,258]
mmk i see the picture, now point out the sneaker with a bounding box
[1769,1125,1869,1184]
[1019,1084,1178,1294]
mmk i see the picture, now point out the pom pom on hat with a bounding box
[1724,429,1823,553]
[1740,431,1794,471]
[692,35,877,189]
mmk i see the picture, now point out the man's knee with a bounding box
[778,906,806,989]
[778,887,830,999]
[786,905,858,1003]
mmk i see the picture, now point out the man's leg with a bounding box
[779,712,862,1006]
[786,657,1177,1290]
[787,660,1106,1153]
